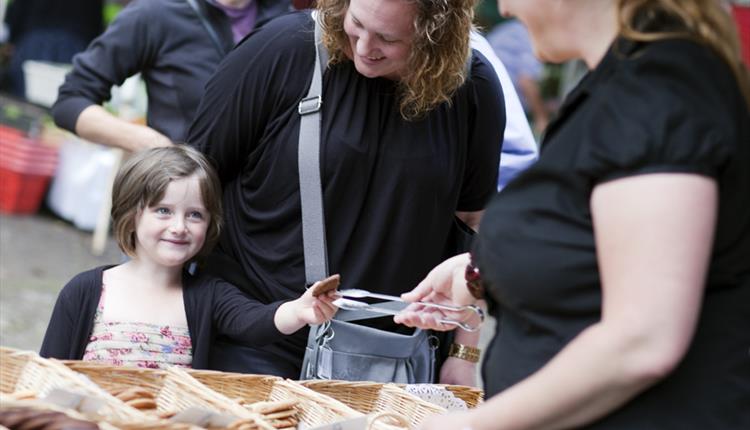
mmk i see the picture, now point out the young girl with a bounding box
[40,146,338,369]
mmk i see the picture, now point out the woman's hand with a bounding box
[402,252,475,306]
[126,124,174,151]
[76,105,173,152]
[274,278,339,334]
[394,253,476,331]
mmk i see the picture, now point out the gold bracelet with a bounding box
[448,343,481,363]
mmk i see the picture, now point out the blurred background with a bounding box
[0,0,144,351]
[0,0,747,352]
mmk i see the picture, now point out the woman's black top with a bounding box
[187,12,504,375]
[475,37,750,428]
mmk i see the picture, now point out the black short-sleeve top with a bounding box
[475,37,750,428]
[187,12,503,355]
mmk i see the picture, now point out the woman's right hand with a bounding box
[76,105,173,152]
[126,124,173,151]
[395,252,477,331]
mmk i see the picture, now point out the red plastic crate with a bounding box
[0,167,52,214]
[0,126,59,214]
[0,127,58,170]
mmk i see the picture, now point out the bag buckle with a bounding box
[298,95,322,115]
[315,321,334,346]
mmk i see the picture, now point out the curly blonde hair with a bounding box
[617,0,750,107]
[317,0,477,120]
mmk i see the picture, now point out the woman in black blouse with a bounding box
[187,0,504,380]
[396,0,750,428]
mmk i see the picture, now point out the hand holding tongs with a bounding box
[334,288,485,332]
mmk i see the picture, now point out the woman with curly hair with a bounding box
[397,0,750,428]
[186,0,504,381]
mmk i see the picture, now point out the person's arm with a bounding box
[400,252,473,308]
[398,252,481,386]
[457,52,504,212]
[442,210,483,386]
[413,173,717,430]
[75,105,172,151]
[469,31,538,191]
[213,277,338,344]
[455,210,483,232]
[39,278,85,359]
[274,281,339,335]
[52,0,168,151]
[439,328,481,387]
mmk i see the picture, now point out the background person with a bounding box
[2,0,104,99]
[187,0,504,382]
[51,0,290,152]
[486,17,549,136]
[40,146,338,368]
[396,0,750,428]
[469,30,538,191]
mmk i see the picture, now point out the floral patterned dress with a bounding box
[83,285,193,368]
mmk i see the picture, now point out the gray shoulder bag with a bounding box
[298,13,436,384]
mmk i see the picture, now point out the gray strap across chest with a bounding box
[298,12,329,285]
[298,15,393,323]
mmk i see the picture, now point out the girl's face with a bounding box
[343,0,415,80]
[134,175,209,268]
[498,0,578,63]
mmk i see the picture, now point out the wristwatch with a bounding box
[448,343,481,363]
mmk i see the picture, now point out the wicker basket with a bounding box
[62,361,275,430]
[300,380,447,428]
[0,347,27,394]
[61,361,165,400]
[394,383,483,410]
[0,349,152,423]
[435,384,483,409]
[0,395,202,430]
[188,370,407,429]
[0,395,120,430]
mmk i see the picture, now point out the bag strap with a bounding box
[298,13,329,379]
[298,14,370,326]
[298,11,329,286]
[185,0,227,56]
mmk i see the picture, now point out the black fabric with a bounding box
[51,0,290,143]
[3,0,104,97]
[187,11,504,375]
[475,37,750,428]
[442,216,476,260]
[39,265,286,369]
[5,0,103,46]
[209,339,304,377]
[199,250,309,377]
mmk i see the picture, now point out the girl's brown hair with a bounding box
[617,0,750,107]
[317,0,477,120]
[111,145,223,259]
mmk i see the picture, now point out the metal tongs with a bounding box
[334,288,485,332]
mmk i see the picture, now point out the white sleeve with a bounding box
[470,31,539,191]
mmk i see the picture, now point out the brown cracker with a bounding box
[310,274,340,297]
